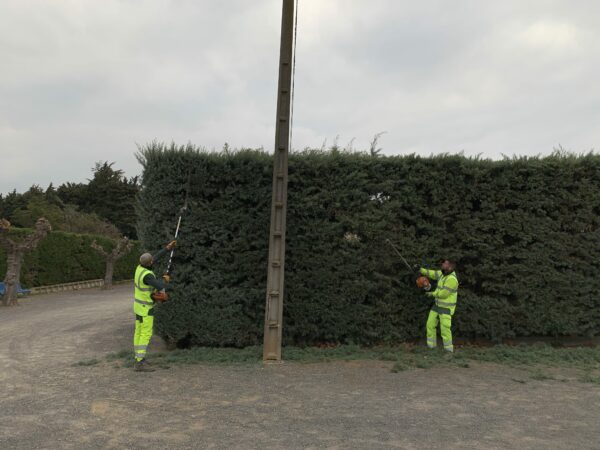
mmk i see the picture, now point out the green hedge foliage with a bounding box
[0,228,141,286]
[137,143,600,346]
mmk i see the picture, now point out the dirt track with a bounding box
[0,284,599,449]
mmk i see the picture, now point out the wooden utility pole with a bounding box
[263,0,296,362]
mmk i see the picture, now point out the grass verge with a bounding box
[106,343,600,383]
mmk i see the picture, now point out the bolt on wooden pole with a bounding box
[263,0,296,362]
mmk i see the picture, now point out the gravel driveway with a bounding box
[0,284,598,449]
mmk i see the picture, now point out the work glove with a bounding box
[162,274,172,283]
[166,240,177,251]
[425,291,434,297]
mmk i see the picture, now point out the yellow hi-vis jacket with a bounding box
[420,268,459,315]
[134,264,155,316]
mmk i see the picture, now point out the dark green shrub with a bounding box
[137,143,600,346]
[0,228,142,286]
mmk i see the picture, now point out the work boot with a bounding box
[134,359,155,372]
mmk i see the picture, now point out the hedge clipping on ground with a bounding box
[137,143,600,347]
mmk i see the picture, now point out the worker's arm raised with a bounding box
[152,248,167,262]
[420,268,442,280]
[152,240,177,262]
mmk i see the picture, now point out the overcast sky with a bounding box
[1,0,599,193]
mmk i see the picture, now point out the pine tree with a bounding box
[57,162,139,238]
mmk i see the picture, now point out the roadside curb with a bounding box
[29,279,132,295]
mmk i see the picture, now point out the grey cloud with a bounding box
[1,0,598,193]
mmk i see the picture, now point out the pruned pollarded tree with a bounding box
[0,217,52,306]
[91,237,133,289]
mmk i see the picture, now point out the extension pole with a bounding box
[165,214,183,275]
[263,0,296,362]
[166,171,191,276]
[386,239,414,272]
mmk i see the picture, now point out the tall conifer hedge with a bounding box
[137,143,600,346]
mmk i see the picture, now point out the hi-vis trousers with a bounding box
[133,312,154,361]
[426,307,453,352]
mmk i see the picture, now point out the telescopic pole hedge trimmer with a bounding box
[385,239,431,291]
[165,171,192,277]
[153,172,192,304]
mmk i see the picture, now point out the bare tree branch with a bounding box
[90,240,109,257]
[19,218,52,251]
[112,237,133,260]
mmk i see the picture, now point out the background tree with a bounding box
[90,237,133,289]
[2,162,139,238]
[57,162,139,238]
[1,182,120,238]
[0,217,52,306]
[0,186,45,221]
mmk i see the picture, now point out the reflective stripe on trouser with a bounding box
[133,314,154,361]
[426,309,453,352]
